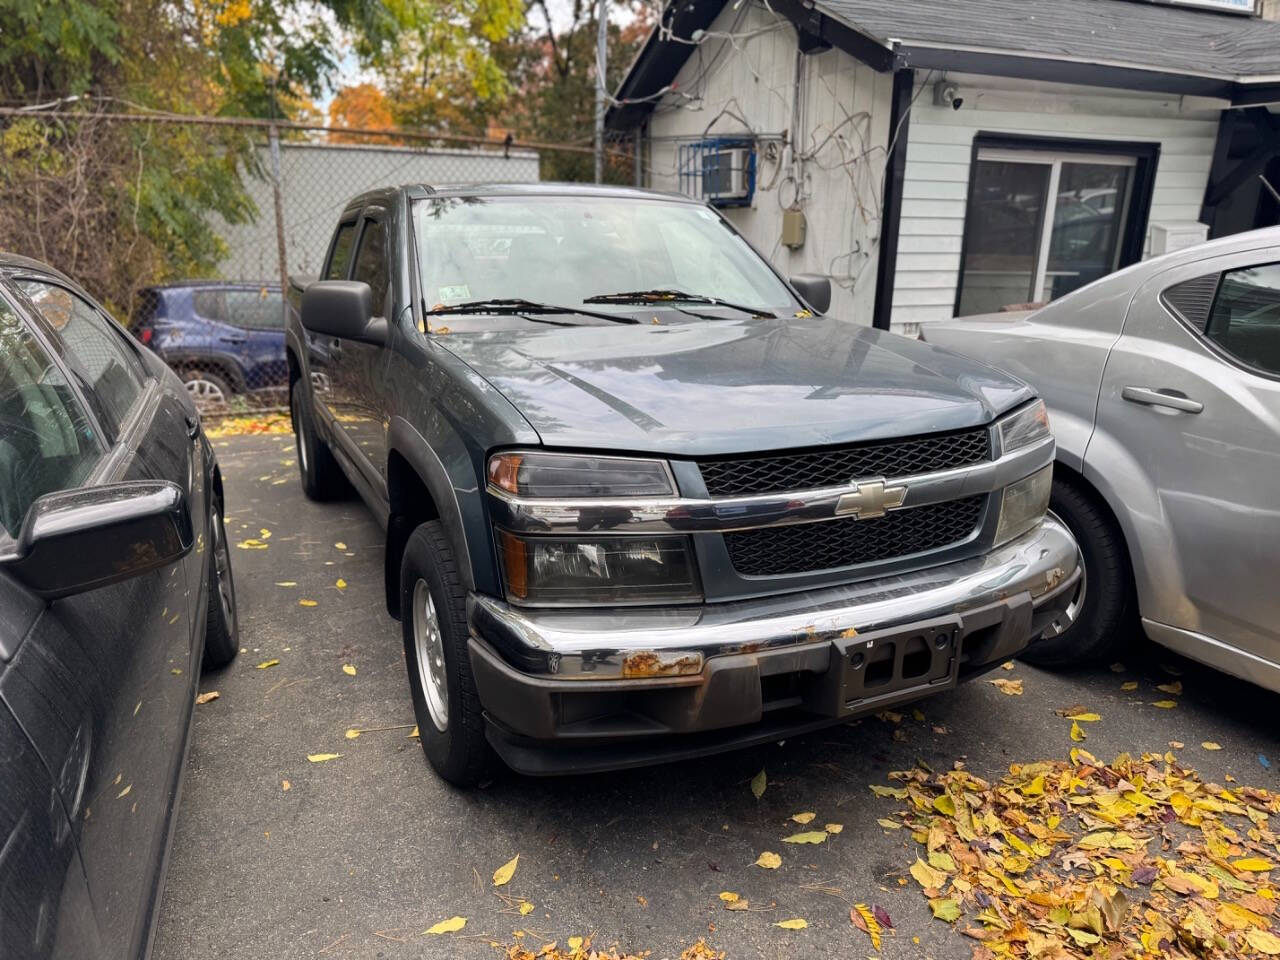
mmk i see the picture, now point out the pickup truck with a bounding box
[285,183,1080,785]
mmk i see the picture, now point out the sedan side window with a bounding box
[18,280,146,436]
[0,297,102,536]
[351,219,389,318]
[1207,263,1280,376]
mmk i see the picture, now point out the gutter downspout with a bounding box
[872,67,914,331]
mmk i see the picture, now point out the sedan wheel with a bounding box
[183,370,231,410]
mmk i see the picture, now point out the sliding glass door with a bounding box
[957,148,1136,316]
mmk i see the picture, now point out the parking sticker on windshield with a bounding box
[438,283,471,302]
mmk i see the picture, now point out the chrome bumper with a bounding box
[468,515,1079,679]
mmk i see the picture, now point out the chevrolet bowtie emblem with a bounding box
[834,478,908,519]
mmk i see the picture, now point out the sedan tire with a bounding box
[1022,476,1136,668]
[399,521,494,786]
[201,496,240,669]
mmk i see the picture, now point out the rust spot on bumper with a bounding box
[621,651,703,678]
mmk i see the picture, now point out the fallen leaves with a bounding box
[824,823,843,834]
[850,903,882,949]
[255,659,279,669]
[749,769,767,799]
[306,753,341,763]
[342,664,356,676]
[754,851,781,870]
[1202,741,1223,750]
[298,599,318,607]
[782,831,827,845]
[790,811,816,824]
[204,413,292,438]
[1152,699,1178,709]
[424,916,466,935]
[236,538,269,550]
[772,918,807,930]
[989,677,1023,696]
[335,578,347,590]
[874,747,1280,959]
[195,691,220,705]
[493,854,519,886]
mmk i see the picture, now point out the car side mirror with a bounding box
[1,481,194,600]
[790,274,831,315]
[300,280,387,345]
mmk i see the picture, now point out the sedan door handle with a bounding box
[218,335,247,345]
[1121,386,1203,414]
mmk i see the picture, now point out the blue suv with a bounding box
[132,281,286,405]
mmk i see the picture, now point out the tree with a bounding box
[328,83,399,141]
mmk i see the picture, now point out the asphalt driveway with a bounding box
[152,432,1280,960]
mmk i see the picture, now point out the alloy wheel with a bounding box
[412,579,449,732]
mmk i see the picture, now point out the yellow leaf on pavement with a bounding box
[342,664,356,676]
[1247,929,1280,955]
[930,898,961,922]
[755,851,781,869]
[1152,700,1177,709]
[719,892,740,903]
[1067,712,1100,722]
[195,691,220,705]
[493,854,519,886]
[1202,741,1223,750]
[281,780,291,791]
[307,753,341,763]
[567,937,583,950]
[790,811,816,824]
[518,901,534,916]
[275,581,297,587]
[1071,720,1086,742]
[825,823,843,834]
[911,857,948,890]
[989,677,1023,695]
[774,918,807,930]
[298,599,318,607]
[236,538,268,550]
[1121,681,1138,691]
[783,831,828,844]
[408,725,419,739]
[750,768,767,799]
[1233,857,1274,872]
[334,541,347,550]
[424,916,466,935]
[256,659,279,669]
[1157,680,1183,695]
[335,578,347,590]
[344,729,361,740]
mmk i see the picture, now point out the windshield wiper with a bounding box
[428,298,638,325]
[583,289,776,319]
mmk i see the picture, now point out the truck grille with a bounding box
[698,428,991,497]
[724,496,986,576]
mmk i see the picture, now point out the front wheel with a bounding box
[1021,477,1136,668]
[399,521,494,786]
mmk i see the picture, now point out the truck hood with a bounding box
[438,316,1033,456]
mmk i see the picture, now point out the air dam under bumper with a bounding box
[467,517,1079,775]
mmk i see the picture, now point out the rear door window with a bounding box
[17,279,147,437]
[0,294,102,536]
[1206,263,1280,376]
[224,288,284,329]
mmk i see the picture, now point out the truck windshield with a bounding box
[412,195,796,318]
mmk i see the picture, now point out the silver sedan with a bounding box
[924,226,1280,690]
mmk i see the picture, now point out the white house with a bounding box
[607,0,1280,333]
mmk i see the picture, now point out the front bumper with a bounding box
[467,516,1079,774]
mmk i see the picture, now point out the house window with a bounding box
[955,137,1156,317]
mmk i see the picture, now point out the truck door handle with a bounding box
[185,413,201,438]
[1121,386,1203,414]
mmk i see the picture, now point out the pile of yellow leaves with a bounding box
[502,937,722,960]
[204,413,293,438]
[874,748,1280,957]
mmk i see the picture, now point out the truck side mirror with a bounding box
[301,281,386,345]
[789,274,831,315]
[2,481,193,600]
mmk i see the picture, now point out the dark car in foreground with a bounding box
[0,254,239,958]
[285,183,1080,784]
[132,281,285,407]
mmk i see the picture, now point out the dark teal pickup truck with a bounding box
[284,183,1079,784]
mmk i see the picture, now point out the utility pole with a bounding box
[594,0,607,183]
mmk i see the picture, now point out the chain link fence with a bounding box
[0,109,636,414]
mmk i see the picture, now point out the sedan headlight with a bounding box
[995,464,1053,545]
[488,451,674,498]
[496,531,701,606]
[998,399,1050,454]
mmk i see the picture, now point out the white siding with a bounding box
[644,1,892,321]
[893,73,1220,328]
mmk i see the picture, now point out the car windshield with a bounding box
[412,195,796,319]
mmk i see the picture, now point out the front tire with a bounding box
[399,521,493,786]
[1022,476,1136,668]
[291,380,350,501]
[202,497,240,669]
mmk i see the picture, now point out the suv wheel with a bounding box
[1022,477,1136,668]
[291,380,350,501]
[202,497,240,669]
[183,368,231,410]
[400,521,493,786]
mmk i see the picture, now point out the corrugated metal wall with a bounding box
[892,73,1220,327]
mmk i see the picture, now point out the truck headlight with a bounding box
[488,451,674,498]
[995,465,1053,545]
[997,399,1050,454]
[496,531,702,606]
